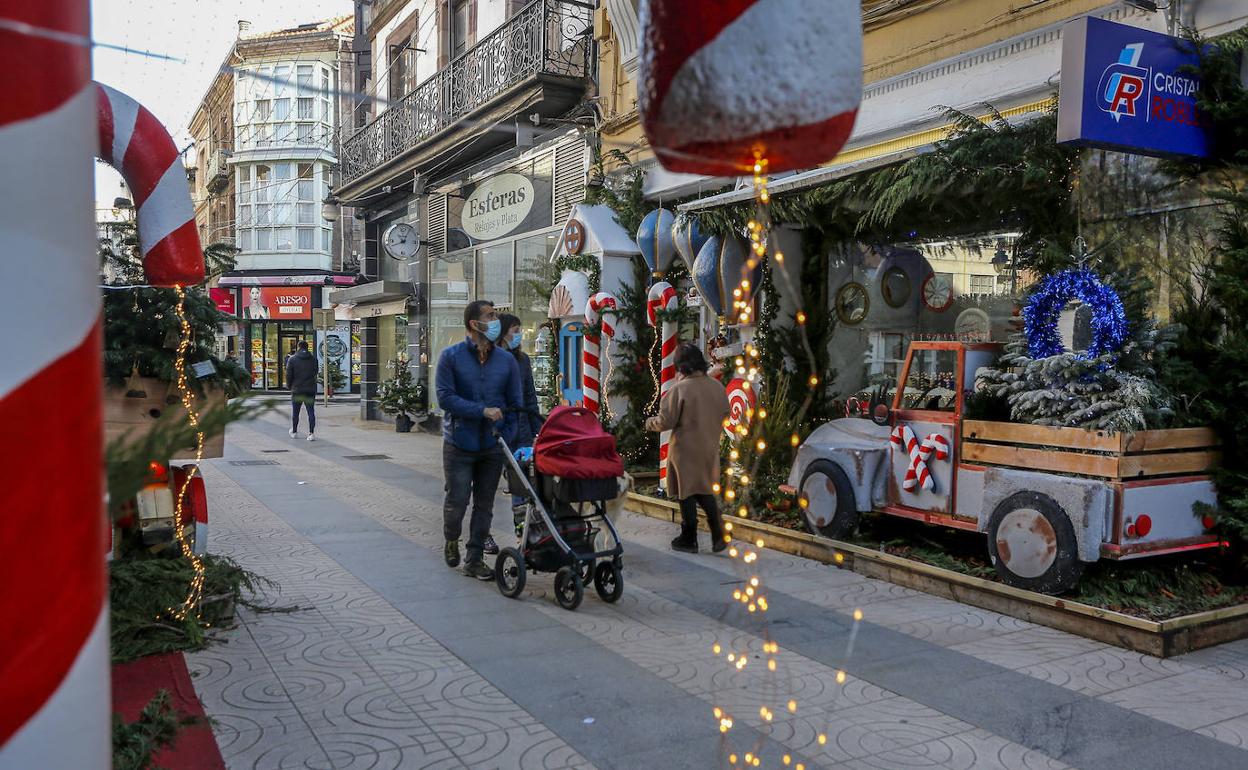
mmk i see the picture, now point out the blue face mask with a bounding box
[480,318,502,342]
[508,331,523,350]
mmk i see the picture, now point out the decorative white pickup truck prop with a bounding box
[785,341,1222,593]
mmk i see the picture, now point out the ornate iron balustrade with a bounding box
[340,0,592,185]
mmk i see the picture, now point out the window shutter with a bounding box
[427,192,447,257]
[552,137,587,225]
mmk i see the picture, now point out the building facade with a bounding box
[332,0,595,420]
[188,17,364,393]
[595,0,1248,397]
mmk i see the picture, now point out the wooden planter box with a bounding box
[960,420,1220,479]
[104,377,225,460]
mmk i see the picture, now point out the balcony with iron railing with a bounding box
[339,0,593,188]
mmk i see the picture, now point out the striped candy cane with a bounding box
[97,82,205,287]
[724,377,755,439]
[582,292,618,417]
[647,282,679,493]
[890,425,951,492]
[913,433,950,492]
[0,2,203,761]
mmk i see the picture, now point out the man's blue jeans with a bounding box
[443,443,505,563]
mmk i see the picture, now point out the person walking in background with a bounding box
[498,313,544,536]
[436,300,522,579]
[286,340,318,441]
[646,343,730,553]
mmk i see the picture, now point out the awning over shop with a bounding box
[328,280,413,320]
[216,273,358,287]
[327,280,413,305]
[677,94,1055,212]
[349,298,409,320]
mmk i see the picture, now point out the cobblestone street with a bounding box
[192,405,1248,769]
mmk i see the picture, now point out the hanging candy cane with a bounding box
[724,377,755,439]
[583,292,618,417]
[647,282,679,493]
[0,3,204,759]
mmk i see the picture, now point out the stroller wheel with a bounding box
[593,561,624,603]
[553,566,584,611]
[495,548,526,599]
[578,558,595,584]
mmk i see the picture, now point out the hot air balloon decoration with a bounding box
[672,215,710,274]
[636,208,677,279]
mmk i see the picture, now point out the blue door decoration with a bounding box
[559,321,584,406]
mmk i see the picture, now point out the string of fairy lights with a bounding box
[703,155,866,768]
[166,285,207,623]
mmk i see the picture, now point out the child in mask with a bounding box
[497,313,543,535]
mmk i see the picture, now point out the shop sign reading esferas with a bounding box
[447,156,553,249]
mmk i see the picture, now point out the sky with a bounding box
[91,0,353,210]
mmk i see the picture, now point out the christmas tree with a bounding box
[99,218,248,396]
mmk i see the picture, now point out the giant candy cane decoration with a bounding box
[647,282,679,493]
[0,3,203,762]
[583,292,618,417]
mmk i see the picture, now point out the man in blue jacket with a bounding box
[436,300,522,580]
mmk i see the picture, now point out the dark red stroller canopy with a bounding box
[534,406,625,479]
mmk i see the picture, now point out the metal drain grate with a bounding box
[343,454,391,461]
[261,449,290,454]
[229,460,279,466]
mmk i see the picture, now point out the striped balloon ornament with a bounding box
[638,0,862,174]
[724,377,756,439]
[647,282,679,492]
[0,4,204,766]
[582,292,619,417]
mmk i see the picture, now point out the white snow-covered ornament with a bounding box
[638,0,863,175]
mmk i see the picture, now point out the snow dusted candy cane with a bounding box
[583,292,619,417]
[0,3,204,762]
[647,282,679,493]
[638,0,862,175]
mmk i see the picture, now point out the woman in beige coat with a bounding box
[646,343,730,553]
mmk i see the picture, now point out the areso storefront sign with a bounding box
[460,173,535,241]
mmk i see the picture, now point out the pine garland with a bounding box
[693,106,1079,274]
[100,218,249,397]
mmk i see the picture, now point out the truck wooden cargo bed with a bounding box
[960,420,1220,480]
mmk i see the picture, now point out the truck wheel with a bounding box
[986,491,1084,594]
[799,460,859,539]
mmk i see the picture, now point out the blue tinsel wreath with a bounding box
[1023,269,1128,359]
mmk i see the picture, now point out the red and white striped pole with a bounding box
[0,3,203,765]
[582,292,618,417]
[647,282,679,494]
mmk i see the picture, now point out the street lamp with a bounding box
[991,242,1010,274]
[321,192,341,223]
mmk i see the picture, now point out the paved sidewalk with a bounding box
[190,404,1248,769]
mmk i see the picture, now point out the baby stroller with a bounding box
[495,405,625,611]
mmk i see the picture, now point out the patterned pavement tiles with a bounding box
[188,405,1248,769]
